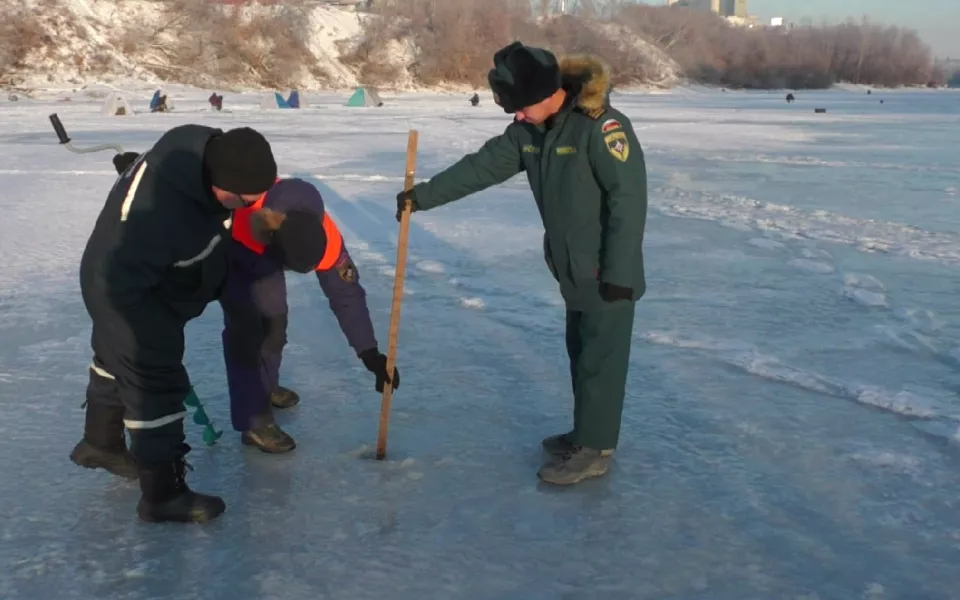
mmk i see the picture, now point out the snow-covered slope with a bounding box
[4,0,378,91]
[3,0,680,92]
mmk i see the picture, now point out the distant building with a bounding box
[667,0,714,11]
[669,0,748,18]
[719,0,748,17]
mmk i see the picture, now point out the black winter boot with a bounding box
[136,445,226,524]
[269,386,300,409]
[70,402,138,479]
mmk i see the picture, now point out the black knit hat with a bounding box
[271,209,328,273]
[203,127,277,194]
[487,41,562,113]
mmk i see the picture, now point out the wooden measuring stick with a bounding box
[376,129,418,460]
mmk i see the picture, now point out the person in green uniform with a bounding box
[395,41,648,485]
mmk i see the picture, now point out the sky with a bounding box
[750,0,960,58]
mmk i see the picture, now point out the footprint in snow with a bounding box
[788,258,835,274]
[459,297,485,310]
[799,247,833,260]
[841,273,888,308]
[747,237,786,250]
[415,260,446,274]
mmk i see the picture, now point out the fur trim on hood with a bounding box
[559,54,613,116]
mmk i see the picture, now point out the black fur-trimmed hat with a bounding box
[487,41,562,113]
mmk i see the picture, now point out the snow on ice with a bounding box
[1,86,960,599]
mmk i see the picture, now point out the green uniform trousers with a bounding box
[566,304,636,450]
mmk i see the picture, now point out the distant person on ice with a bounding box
[71,124,278,523]
[395,42,648,486]
[222,177,400,453]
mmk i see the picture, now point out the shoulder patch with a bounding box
[603,131,629,162]
[337,257,358,283]
[601,118,622,133]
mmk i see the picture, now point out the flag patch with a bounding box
[601,118,622,133]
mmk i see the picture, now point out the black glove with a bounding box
[113,151,140,174]
[599,282,633,303]
[395,190,419,222]
[359,348,400,393]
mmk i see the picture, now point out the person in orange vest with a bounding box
[221,177,399,452]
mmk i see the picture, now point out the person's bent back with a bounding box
[71,124,278,524]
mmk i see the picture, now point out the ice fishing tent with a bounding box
[346,86,383,107]
[260,90,304,109]
[287,90,302,108]
[260,92,285,109]
[101,92,134,116]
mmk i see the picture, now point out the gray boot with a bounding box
[537,446,614,486]
[241,423,296,454]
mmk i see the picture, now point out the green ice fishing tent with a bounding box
[346,85,383,107]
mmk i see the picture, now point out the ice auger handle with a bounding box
[48,113,125,155]
[49,113,70,144]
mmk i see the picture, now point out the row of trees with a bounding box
[618,4,943,88]
[350,0,946,89]
[0,2,48,87]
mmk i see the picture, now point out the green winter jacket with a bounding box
[411,54,648,312]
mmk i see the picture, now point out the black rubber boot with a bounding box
[241,423,296,453]
[70,402,138,479]
[269,386,300,409]
[136,445,226,524]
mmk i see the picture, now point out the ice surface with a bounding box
[2,87,960,599]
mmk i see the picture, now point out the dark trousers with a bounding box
[84,324,187,468]
[222,310,288,432]
[565,304,636,450]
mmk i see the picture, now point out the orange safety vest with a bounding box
[231,181,344,272]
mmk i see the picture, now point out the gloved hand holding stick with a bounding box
[376,129,418,460]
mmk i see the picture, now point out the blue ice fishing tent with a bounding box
[261,90,303,109]
[287,90,301,108]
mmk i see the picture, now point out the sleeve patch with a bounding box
[338,258,358,283]
[603,131,630,162]
[601,118,622,133]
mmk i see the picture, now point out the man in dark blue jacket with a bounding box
[71,125,278,523]
[223,178,399,452]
